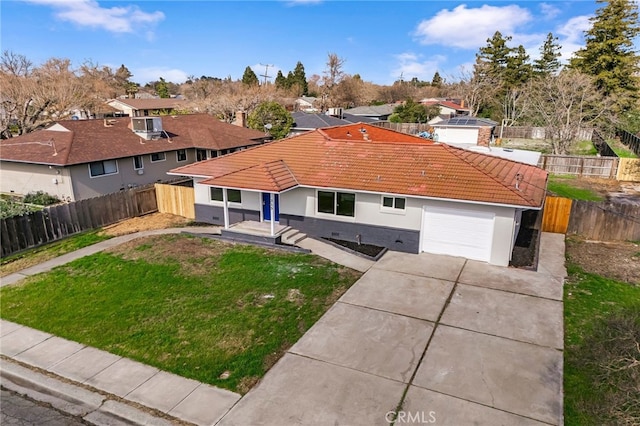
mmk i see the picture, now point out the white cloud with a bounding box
[391,52,446,83]
[24,0,164,34]
[414,4,533,50]
[539,3,561,20]
[134,67,189,84]
[556,15,591,61]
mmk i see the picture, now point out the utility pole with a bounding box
[260,63,274,85]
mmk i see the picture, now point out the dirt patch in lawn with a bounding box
[99,212,193,237]
[566,237,640,285]
[106,234,226,276]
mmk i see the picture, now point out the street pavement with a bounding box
[1,388,86,426]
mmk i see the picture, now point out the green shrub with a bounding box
[23,191,60,206]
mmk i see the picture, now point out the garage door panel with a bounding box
[422,206,494,262]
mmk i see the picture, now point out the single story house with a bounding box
[343,104,397,121]
[169,123,548,266]
[431,117,498,146]
[421,99,470,117]
[106,98,187,117]
[0,114,267,201]
[294,97,319,112]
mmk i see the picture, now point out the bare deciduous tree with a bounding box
[527,69,608,154]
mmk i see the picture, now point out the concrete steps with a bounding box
[281,228,307,245]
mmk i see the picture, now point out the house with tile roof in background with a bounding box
[0,114,267,201]
[169,123,548,266]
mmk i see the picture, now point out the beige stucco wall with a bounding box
[0,162,74,201]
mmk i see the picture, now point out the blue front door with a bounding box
[262,193,279,221]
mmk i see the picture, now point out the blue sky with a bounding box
[2,1,602,86]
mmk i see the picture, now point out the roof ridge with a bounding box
[266,159,300,187]
[441,144,542,206]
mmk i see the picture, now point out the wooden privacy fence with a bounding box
[538,155,618,178]
[617,129,640,156]
[617,158,640,181]
[542,197,572,234]
[0,186,157,257]
[542,196,640,241]
[155,183,195,219]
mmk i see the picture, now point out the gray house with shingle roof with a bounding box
[0,114,267,201]
[289,112,377,136]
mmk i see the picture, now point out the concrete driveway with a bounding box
[219,233,564,426]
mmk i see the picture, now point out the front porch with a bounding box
[220,221,307,247]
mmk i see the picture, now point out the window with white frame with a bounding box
[150,152,166,162]
[382,196,406,210]
[133,156,143,170]
[89,160,118,177]
[176,149,187,162]
[210,187,241,203]
[317,191,355,217]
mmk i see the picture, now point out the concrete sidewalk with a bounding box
[1,231,565,425]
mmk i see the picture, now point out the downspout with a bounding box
[223,189,230,229]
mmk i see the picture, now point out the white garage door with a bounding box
[421,206,495,262]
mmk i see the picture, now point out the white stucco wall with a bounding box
[0,162,74,201]
[193,182,519,265]
[433,127,479,144]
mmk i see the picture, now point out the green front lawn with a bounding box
[564,265,640,425]
[0,230,111,277]
[0,234,361,393]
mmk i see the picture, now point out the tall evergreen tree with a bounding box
[291,61,308,96]
[533,33,562,76]
[431,71,443,87]
[156,77,170,98]
[505,45,533,86]
[570,0,640,111]
[476,31,515,79]
[241,66,259,87]
[274,70,288,90]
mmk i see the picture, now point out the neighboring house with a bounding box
[431,117,498,146]
[289,111,377,136]
[169,123,548,266]
[343,104,397,121]
[0,114,267,201]
[420,99,470,117]
[295,97,318,112]
[107,98,187,117]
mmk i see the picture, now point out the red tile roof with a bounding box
[171,124,547,208]
[0,114,266,166]
[320,123,434,143]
